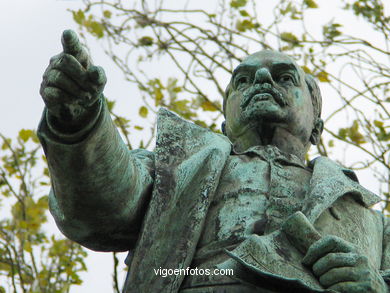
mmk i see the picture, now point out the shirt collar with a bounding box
[232,144,308,169]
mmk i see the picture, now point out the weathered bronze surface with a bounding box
[38,30,390,293]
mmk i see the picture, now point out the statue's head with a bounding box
[223,50,323,157]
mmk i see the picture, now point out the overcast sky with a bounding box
[0,0,389,292]
[0,1,130,292]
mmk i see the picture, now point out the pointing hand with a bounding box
[40,30,106,131]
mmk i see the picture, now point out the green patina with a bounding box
[38,30,390,293]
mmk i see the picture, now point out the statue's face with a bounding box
[225,50,315,148]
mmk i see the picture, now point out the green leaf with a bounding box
[200,100,218,112]
[154,89,164,106]
[103,10,112,18]
[166,78,182,99]
[230,0,247,8]
[0,263,11,273]
[304,0,318,9]
[338,128,348,139]
[89,21,104,38]
[323,23,342,41]
[350,0,385,25]
[106,100,116,111]
[301,66,312,74]
[174,100,190,112]
[374,120,384,128]
[194,120,208,128]
[24,242,32,253]
[280,2,293,15]
[31,131,39,143]
[339,120,366,145]
[236,20,255,32]
[4,164,16,175]
[72,10,85,25]
[19,129,33,142]
[1,138,11,150]
[317,71,330,82]
[139,106,148,118]
[134,126,143,130]
[350,130,366,144]
[139,36,154,46]
[280,32,299,45]
[239,10,249,17]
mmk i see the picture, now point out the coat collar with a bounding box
[303,156,381,223]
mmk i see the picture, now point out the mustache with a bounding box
[240,84,285,109]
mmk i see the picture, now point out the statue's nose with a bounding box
[254,68,273,85]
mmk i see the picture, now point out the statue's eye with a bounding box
[278,74,294,83]
[235,75,250,88]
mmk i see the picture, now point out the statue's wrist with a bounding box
[46,96,103,143]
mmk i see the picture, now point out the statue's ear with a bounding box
[310,118,324,145]
[221,121,227,135]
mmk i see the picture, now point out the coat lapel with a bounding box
[124,108,231,293]
[303,157,380,223]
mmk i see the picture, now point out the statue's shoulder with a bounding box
[308,156,381,208]
[308,156,359,183]
[156,107,231,150]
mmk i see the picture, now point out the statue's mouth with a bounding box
[240,84,285,110]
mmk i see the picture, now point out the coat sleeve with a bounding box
[38,100,155,252]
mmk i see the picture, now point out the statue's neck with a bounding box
[232,126,308,162]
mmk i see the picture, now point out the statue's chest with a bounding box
[197,155,312,249]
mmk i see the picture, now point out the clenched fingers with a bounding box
[302,235,355,267]
[88,65,106,88]
[47,54,106,96]
[49,54,93,92]
[40,87,87,120]
[329,281,375,293]
[312,252,364,277]
[43,69,92,101]
[319,266,366,288]
[40,87,75,109]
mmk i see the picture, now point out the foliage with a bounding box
[0,131,87,292]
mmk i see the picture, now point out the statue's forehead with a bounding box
[239,50,297,69]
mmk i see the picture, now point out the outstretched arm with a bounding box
[38,30,154,252]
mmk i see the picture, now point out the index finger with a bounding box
[61,29,90,68]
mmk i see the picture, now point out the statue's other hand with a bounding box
[302,235,387,293]
[40,29,106,131]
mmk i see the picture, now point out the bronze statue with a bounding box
[38,30,390,293]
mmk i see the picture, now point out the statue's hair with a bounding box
[223,73,322,121]
[304,74,322,120]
